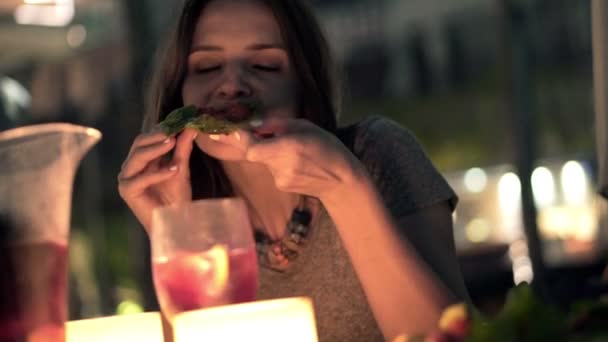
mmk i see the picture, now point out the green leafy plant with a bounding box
[396,283,608,342]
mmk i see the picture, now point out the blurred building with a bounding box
[312,0,591,101]
[0,0,594,120]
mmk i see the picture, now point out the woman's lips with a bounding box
[252,128,275,139]
[201,102,258,123]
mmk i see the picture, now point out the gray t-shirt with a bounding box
[256,116,457,341]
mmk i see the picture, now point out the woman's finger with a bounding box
[207,128,257,150]
[129,132,172,154]
[118,166,179,199]
[251,117,309,136]
[120,138,176,179]
[246,135,302,163]
[172,128,198,167]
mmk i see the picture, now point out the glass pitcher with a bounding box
[0,123,101,342]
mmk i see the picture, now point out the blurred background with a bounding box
[1,0,606,319]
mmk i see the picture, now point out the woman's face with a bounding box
[182,0,298,160]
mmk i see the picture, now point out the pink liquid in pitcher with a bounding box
[153,246,258,319]
[0,241,68,342]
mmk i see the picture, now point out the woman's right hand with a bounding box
[118,127,198,231]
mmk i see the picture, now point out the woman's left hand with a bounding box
[248,118,366,199]
[209,117,367,201]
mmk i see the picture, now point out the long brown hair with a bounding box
[143,0,339,199]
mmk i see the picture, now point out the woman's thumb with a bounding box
[172,128,197,167]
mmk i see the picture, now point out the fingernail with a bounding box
[209,134,221,141]
[250,119,263,128]
[168,165,178,172]
[193,132,198,140]
[163,137,171,144]
[234,132,241,141]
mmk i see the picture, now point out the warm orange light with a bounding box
[173,297,318,342]
[66,312,163,342]
[15,0,74,27]
[23,0,56,4]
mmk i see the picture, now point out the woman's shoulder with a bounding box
[337,115,458,214]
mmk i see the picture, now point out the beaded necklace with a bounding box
[254,196,313,272]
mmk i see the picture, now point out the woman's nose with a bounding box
[216,66,252,99]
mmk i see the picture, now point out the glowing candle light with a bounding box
[66,312,163,342]
[173,297,318,342]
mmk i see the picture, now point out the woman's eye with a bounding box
[253,64,280,72]
[195,65,221,74]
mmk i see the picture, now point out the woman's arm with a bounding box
[242,116,468,339]
[322,174,467,340]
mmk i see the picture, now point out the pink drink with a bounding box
[0,241,68,342]
[153,246,258,319]
[227,247,258,303]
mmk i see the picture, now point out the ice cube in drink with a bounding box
[153,244,258,320]
[153,244,230,319]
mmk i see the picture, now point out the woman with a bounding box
[118,0,470,340]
